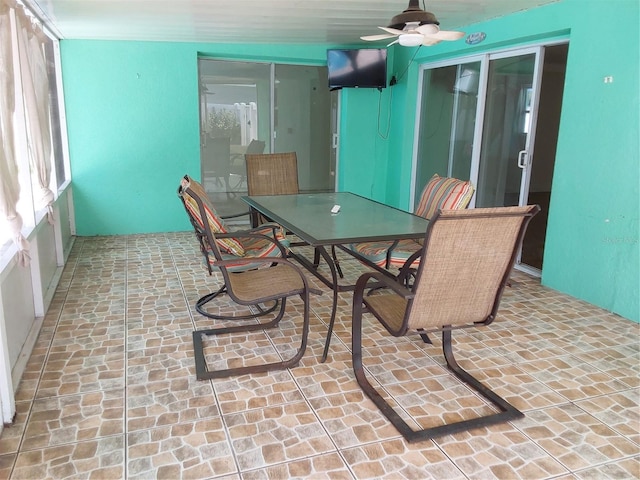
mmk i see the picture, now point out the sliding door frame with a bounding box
[412,41,566,273]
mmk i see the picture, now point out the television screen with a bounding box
[327,49,387,90]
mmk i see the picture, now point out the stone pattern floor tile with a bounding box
[213,370,304,415]
[341,439,468,479]
[22,390,124,450]
[516,355,631,401]
[241,452,353,480]
[225,402,336,471]
[126,371,219,433]
[0,402,30,455]
[573,456,640,480]
[11,436,124,479]
[1,233,639,480]
[309,392,402,448]
[516,404,639,471]
[436,426,570,479]
[127,418,236,479]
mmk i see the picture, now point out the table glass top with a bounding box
[243,192,428,246]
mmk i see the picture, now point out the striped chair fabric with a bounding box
[180,175,289,272]
[350,174,475,270]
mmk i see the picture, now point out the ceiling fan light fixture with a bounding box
[361,0,464,47]
[399,33,423,47]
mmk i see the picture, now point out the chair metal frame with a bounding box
[179,176,320,379]
[178,176,287,321]
[352,205,540,442]
[192,256,317,380]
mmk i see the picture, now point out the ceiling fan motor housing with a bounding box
[388,0,440,29]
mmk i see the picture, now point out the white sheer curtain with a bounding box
[16,5,54,223]
[0,0,29,266]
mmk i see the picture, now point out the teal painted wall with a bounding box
[60,41,334,235]
[542,0,639,323]
[339,0,639,322]
[62,42,199,234]
[60,0,638,322]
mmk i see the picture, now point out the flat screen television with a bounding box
[327,48,387,90]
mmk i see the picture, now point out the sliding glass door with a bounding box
[475,51,540,209]
[198,59,332,218]
[414,44,567,272]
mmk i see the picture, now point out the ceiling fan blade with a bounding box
[361,33,397,41]
[428,30,465,41]
[422,37,442,46]
[415,24,440,35]
[379,26,405,36]
[387,39,400,47]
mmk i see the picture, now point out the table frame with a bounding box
[242,192,428,362]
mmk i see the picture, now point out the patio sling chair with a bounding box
[351,205,540,442]
[178,175,289,320]
[178,174,320,379]
[348,174,475,276]
[228,139,266,189]
[178,174,290,321]
[245,151,300,227]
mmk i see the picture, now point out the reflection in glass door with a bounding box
[475,52,540,209]
[413,60,481,201]
[198,59,333,219]
[198,60,271,217]
[274,64,332,193]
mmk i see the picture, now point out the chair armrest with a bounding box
[354,271,414,301]
[396,249,423,286]
[249,222,284,239]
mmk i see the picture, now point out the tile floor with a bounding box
[0,232,638,479]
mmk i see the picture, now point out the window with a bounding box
[0,1,68,249]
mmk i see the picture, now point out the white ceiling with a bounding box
[26,0,558,45]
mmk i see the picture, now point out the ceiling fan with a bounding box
[361,0,465,47]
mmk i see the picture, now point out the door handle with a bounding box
[517,150,528,169]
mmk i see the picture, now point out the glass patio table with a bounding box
[242,192,429,361]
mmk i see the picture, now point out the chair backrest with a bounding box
[414,174,475,219]
[245,152,299,196]
[407,205,540,330]
[202,136,231,176]
[178,175,245,258]
[245,139,266,155]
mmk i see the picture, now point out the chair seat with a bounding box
[210,223,290,272]
[349,239,422,270]
[227,262,304,303]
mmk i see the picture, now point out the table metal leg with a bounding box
[287,245,341,363]
[289,244,400,363]
[315,246,339,363]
